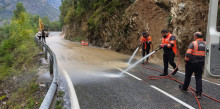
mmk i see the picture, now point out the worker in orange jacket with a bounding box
[159,29,178,76]
[179,32,206,99]
[140,31,152,64]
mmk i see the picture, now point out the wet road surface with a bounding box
[47,32,220,109]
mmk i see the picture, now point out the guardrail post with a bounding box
[41,43,44,51]
[45,48,48,59]
[39,40,41,49]
[49,56,53,74]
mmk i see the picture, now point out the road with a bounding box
[46,32,220,109]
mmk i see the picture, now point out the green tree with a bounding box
[59,0,74,25]
[13,3,26,19]
[29,14,40,29]
[50,21,62,31]
[42,16,50,27]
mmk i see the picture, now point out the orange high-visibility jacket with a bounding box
[140,36,152,49]
[161,33,177,55]
[185,38,206,63]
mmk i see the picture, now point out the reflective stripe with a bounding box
[193,53,205,55]
[192,41,205,56]
[193,41,198,52]
[186,39,206,62]
[186,49,193,54]
[192,52,205,56]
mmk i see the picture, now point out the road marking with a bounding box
[168,68,220,86]
[150,85,195,109]
[63,70,80,109]
[115,67,142,81]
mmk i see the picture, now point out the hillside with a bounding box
[0,0,61,24]
[61,0,208,63]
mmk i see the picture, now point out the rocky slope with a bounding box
[62,0,209,61]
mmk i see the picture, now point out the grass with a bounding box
[55,91,66,109]
[0,95,6,101]
[6,81,44,109]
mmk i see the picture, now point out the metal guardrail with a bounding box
[34,35,58,109]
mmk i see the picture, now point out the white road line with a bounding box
[168,68,220,86]
[63,70,80,109]
[150,85,195,109]
[115,67,142,81]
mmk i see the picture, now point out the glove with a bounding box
[159,44,164,49]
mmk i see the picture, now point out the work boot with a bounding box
[179,85,187,92]
[160,73,168,76]
[196,93,202,99]
[172,68,179,75]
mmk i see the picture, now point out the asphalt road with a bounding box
[47,32,220,109]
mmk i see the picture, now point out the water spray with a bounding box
[128,44,141,64]
[124,48,161,72]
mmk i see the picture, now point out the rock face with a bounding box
[169,0,208,55]
[63,0,209,58]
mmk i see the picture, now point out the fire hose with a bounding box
[141,47,220,109]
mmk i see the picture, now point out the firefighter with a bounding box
[159,29,178,76]
[42,29,46,43]
[179,32,206,99]
[140,31,152,64]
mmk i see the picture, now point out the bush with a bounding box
[0,3,38,81]
[167,16,172,24]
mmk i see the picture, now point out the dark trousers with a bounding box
[183,62,203,94]
[163,52,177,74]
[142,47,150,61]
[38,36,42,40]
[42,36,46,43]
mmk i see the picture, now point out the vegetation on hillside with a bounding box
[59,0,133,40]
[41,16,62,31]
[0,3,38,81]
[0,3,45,108]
